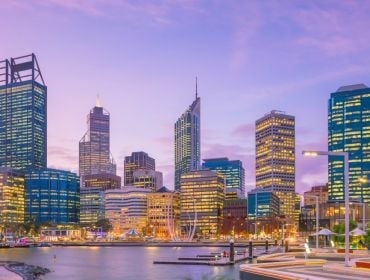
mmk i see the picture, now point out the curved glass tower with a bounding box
[174,87,200,191]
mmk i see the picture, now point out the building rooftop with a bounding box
[336,84,368,92]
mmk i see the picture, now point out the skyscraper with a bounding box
[328,84,370,204]
[202,157,245,199]
[256,110,299,220]
[79,100,116,180]
[124,151,155,185]
[174,81,200,191]
[0,54,47,170]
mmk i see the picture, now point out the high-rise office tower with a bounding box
[202,158,245,199]
[79,100,116,180]
[174,81,200,191]
[180,170,225,237]
[0,54,47,170]
[328,84,370,204]
[124,152,155,185]
[256,110,299,220]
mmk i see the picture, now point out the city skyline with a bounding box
[3,1,370,192]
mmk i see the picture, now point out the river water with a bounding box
[0,246,257,280]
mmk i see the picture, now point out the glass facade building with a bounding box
[202,157,245,198]
[247,190,280,219]
[79,102,116,181]
[0,168,25,224]
[328,84,370,204]
[0,54,47,170]
[25,168,80,224]
[80,187,105,225]
[180,170,225,237]
[175,94,200,191]
[124,152,155,185]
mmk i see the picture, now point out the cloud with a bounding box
[48,145,78,172]
[291,1,370,56]
[232,123,255,138]
[296,135,328,193]
[12,0,204,26]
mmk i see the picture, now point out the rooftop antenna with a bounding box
[96,94,101,107]
[195,76,198,99]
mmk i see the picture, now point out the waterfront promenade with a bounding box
[240,251,370,280]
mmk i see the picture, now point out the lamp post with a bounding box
[305,194,319,249]
[303,150,349,267]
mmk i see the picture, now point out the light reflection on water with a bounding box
[0,246,246,280]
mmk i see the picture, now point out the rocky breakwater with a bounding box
[1,261,50,280]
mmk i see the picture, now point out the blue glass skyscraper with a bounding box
[328,84,370,204]
[202,157,245,198]
[0,54,47,170]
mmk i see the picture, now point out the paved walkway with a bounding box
[275,264,365,280]
[0,266,21,280]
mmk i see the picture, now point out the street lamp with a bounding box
[305,194,319,250]
[303,150,350,267]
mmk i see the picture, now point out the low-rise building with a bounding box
[25,168,80,224]
[0,168,25,224]
[222,199,247,237]
[104,186,150,235]
[80,187,105,225]
[147,187,180,240]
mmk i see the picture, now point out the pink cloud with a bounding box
[232,123,255,137]
[48,145,78,173]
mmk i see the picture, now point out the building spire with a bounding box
[96,94,101,107]
[195,76,198,99]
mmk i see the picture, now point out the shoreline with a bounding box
[50,241,280,248]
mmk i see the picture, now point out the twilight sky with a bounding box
[1,0,370,194]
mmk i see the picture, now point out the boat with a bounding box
[38,242,52,247]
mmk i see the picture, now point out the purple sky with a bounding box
[2,0,370,194]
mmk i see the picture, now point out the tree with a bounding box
[95,218,113,232]
[332,219,357,244]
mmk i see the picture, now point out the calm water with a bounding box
[0,246,254,280]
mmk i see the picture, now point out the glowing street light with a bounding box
[302,150,350,267]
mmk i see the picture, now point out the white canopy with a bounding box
[126,229,139,236]
[318,229,336,236]
[350,228,366,236]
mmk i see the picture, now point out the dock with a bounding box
[154,247,279,266]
